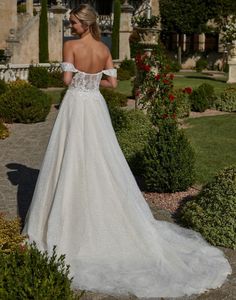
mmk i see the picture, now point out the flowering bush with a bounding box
[135,50,177,126]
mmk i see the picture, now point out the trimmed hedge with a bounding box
[28,66,49,88]
[178,166,236,249]
[0,80,51,123]
[0,243,83,299]
[214,87,236,112]
[0,79,7,95]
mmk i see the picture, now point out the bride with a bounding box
[23,4,231,299]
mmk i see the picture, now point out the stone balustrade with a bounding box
[0,63,61,82]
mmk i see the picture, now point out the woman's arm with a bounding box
[62,41,74,86]
[100,52,117,88]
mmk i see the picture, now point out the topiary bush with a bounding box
[189,87,209,112]
[143,121,196,192]
[119,58,136,77]
[196,58,208,72]
[28,65,49,88]
[117,109,154,175]
[100,88,127,107]
[177,166,236,249]
[174,88,191,118]
[198,83,216,108]
[0,213,25,253]
[48,70,64,87]
[0,242,83,299]
[214,87,236,112]
[107,105,128,133]
[117,68,131,81]
[0,80,51,123]
[0,79,7,95]
[0,121,9,139]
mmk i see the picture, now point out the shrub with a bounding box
[0,81,51,123]
[177,166,236,249]
[0,213,25,253]
[196,58,208,72]
[174,89,191,118]
[39,0,49,62]
[198,83,216,108]
[120,58,136,77]
[108,105,128,133]
[214,87,236,112]
[0,242,83,299]
[117,68,131,81]
[189,87,209,112]
[117,109,154,175]
[100,88,127,107]
[169,59,181,72]
[0,79,7,95]
[48,70,64,87]
[0,121,9,139]
[28,65,49,88]
[143,121,196,192]
[111,0,120,59]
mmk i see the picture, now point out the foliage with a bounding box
[221,16,236,45]
[214,87,236,112]
[100,88,127,107]
[178,166,236,249]
[117,68,131,81]
[0,121,9,139]
[111,0,121,59]
[0,79,7,95]
[0,80,51,123]
[48,70,64,87]
[195,58,208,72]
[17,3,26,13]
[198,83,216,108]
[0,242,83,299]
[143,120,196,192]
[117,110,154,176]
[0,213,25,254]
[173,88,191,118]
[134,15,160,28]
[28,65,49,88]
[120,58,136,77]
[39,0,49,62]
[189,86,209,112]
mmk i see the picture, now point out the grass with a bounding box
[115,80,133,97]
[174,73,236,95]
[184,114,236,184]
[44,89,64,104]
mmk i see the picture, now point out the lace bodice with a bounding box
[61,62,117,92]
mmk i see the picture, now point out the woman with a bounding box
[23,4,231,299]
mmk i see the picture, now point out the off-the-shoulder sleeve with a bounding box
[102,68,117,78]
[60,62,78,73]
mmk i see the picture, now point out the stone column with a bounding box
[26,0,34,17]
[48,3,67,62]
[119,0,134,61]
[0,0,17,48]
[198,33,205,52]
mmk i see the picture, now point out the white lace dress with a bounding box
[22,62,232,299]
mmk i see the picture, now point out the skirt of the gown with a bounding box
[23,88,232,298]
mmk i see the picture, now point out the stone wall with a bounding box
[0,0,17,49]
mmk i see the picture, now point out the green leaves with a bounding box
[178,166,236,249]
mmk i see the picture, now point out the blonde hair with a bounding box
[70,4,101,41]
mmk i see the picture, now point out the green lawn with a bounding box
[115,80,133,97]
[184,114,236,185]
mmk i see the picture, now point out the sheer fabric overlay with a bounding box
[23,62,231,299]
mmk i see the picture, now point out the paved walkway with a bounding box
[0,105,235,300]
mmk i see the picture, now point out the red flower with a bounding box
[172,113,176,119]
[144,64,151,72]
[162,114,168,119]
[163,79,170,85]
[168,94,175,102]
[155,74,161,80]
[183,87,192,94]
[169,73,174,80]
[135,89,141,97]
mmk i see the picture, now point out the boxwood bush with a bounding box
[143,121,196,192]
[173,89,191,118]
[48,70,64,87]
[177,166,236,249]
[0,79,7,95]
[119,58,136,77]
[196,58,208,72]
[214,87,236,112]
[0,80,51,123]
[28,65,49,88]
[0,243,83,299]
[189,86,209,112]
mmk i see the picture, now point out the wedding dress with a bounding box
[23,62,231,299]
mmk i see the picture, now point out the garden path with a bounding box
[0,104,235,300]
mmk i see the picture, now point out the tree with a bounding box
[39,0,49,63]
[111,0,121,59]
[159,0,236,63]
